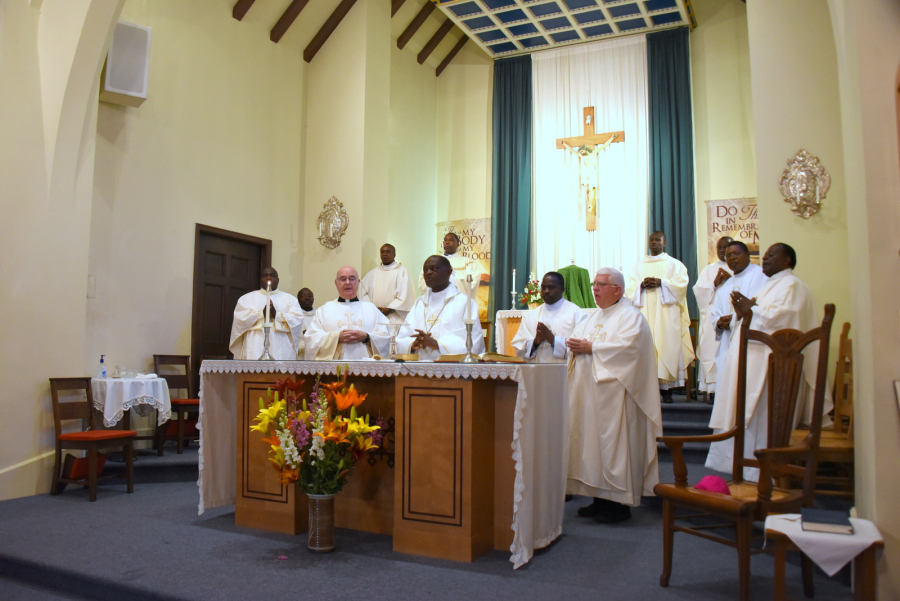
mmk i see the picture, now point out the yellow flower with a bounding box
[347,416,380,438]
[250,400,285,434]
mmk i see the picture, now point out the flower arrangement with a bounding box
[250,368,382,496]
[518,271,542,307]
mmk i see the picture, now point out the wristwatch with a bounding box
[363,334,371,344]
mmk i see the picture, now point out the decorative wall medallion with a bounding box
[316,196,349,249]
[778,149,830,219]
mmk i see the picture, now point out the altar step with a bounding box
[659,401,714,465]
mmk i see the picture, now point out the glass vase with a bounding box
[307,493,336,553]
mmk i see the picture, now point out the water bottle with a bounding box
[97,355,107,379]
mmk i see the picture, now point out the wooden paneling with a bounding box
[503,316,522,356]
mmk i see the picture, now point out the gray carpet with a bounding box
[0,455,854,601]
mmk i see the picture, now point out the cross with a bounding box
[337,313,364,330]
[587,323,608,342]
[556,107,625,232]
[426,314,440,328]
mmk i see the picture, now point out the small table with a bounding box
[91,377,171,428]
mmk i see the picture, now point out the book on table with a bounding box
[800,507,854,535]
[435,353,524,363]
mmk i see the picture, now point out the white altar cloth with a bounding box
[91,377,171,427]
[196,359,568,569]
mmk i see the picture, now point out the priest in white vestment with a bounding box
[710,241,768,382]
[511,271,588,363]
[417,232,486,295]
[398,256,485,361]
[359,244,415,326]
[303,266,388,360]
[296,288,316,359]
[625,232,695,401]
[706,243,832,480]
[229,267,306,360]
[565,268,662,524]
[692,236,733,395]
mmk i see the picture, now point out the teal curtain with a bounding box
[489,55,532,350]
[647,27,698,318]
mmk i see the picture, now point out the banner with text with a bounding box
[436,219,491,321]
[705,198,760,265]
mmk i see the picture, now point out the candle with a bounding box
[465,275,472,322]
[512,268,517,293]
[265,281,272,325]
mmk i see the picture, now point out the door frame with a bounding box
[191,224,272,389]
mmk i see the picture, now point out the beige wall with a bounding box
[690,0,756,268]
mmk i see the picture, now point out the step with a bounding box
[657,441,710,465]
[660,402,713,424]
[662,421,713,437]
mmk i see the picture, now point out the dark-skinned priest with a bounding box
[417,232,484,294]
[564,268,662,524]
[706,243,832,479]
[359,243,415,326]
[399,255,485,361]
[295,287,316,359]
[303,266,387,360]
[511,272,588,363]
[230,267,306,360]
[692,236,733,396]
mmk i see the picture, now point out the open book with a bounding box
[435,353,524,364]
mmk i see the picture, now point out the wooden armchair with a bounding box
[153,355,200,455]
[50,378,135,502]
[654,304,835,601]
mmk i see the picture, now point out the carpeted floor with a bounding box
[0,452,854,601]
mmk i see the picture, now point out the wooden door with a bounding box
[191,225,271,391]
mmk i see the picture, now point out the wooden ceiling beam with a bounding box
[304,0,359,63]
[391,0,408,17]
[417,20,454,65]
[435,35,467,77]
[397,2,436,50]
[270,0,311,43]
[232,0,256,21]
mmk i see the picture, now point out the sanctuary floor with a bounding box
[0,450,854,601]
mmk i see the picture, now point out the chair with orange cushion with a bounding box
[654,304,835,601]
[153,354,200,455]
[50,377,135,502]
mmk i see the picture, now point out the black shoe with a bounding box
[705,393,715,405]
[595,504,632,524]
[565,494,573,502]
[577,498,616,517]
[661,392,674,404]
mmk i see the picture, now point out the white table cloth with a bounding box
[196,359,568,569]
[765,514,884,576]
[91,377,171,427]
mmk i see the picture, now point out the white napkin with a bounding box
[765,514,883,576]
[135,373,157,379]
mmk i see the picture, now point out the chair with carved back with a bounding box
[50,378,135,502]
[687,317,704,402]
[153,355,200,455]
[791,321,854,498]
[654,304,835,601]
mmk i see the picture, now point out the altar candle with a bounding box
[512,268,517,292]
[465,276,472,322]
[265,282,271,324]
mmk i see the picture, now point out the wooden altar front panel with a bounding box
[502,317,522,356]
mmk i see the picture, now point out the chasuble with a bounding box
[229,289,306,361]
[396,286,485,361]
[417,253,484,296]
[303,300,387,360]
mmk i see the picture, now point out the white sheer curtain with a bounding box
[531,36,649,279]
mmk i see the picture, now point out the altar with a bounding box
[196,359,568,569]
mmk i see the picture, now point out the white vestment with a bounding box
[295,308,316,359]
[359,261,415,325]
[417,253,484,295]
[692,260,731,392]
[710,263,768,381]
[706,269,832,480]
[626,253,695,387]
[303,300,387,360]
[565,299,662,506]
[229,289,306,361]
[510,298,588,363]
[396,286,485,361]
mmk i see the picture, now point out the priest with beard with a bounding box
[417,232,485,295]
[691,236,733,396]
[625,232,695,402]
[511,271,588,363]
[705,243,832,479]
[229,267,306,360]
[565,268,662,524]
[295,288,316,359]
[303,266,386,360]
[359,243,415,326]
[399,255,485,361]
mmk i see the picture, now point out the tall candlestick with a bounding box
[265,281,272,325]
[465,274,472,322]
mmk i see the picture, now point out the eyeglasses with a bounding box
[592,282,619,288]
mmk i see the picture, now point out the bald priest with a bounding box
[230,267,306,360]
[303,266,387,360]
[511,271,588,363]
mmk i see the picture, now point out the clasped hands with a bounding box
[410,329,439,352]
[713,268,732,288]
[339,329,368,344]
[730,291,756,320]
[532,322,555,348]
[641,277,662,289]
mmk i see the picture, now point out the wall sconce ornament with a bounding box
[778,149,830,219]
[316,196,349,249]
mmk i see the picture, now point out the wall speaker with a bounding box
[99,21,152,108]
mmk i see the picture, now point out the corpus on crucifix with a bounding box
[555,107,625,231]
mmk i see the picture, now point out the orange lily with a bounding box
[334,384,368,411]
[314,417,351,445]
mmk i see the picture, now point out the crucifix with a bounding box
[337,313,364,330]
[555,107,625,231]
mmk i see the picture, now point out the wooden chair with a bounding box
[50,378,135,502]
[790,322,854,498]
[687,317,704,402]
[654,304,835,601]
[154,355,200,455]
